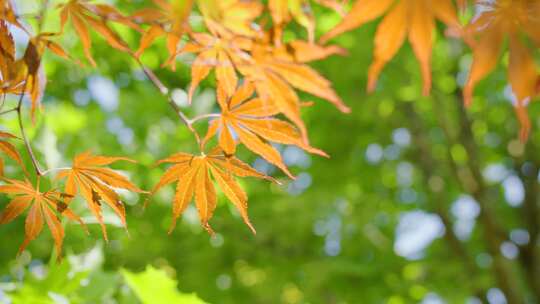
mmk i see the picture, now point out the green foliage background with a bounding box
[1,1,539,303]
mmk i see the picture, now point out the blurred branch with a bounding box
[451,94,524,304]
[514,143,540,300]
[403,102,486,300]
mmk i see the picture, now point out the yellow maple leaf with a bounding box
[0,131,26,176]
[320,0,461,95]
[153,147,275,234]
[0,178,86,256]
[59,0,139,66]
[57,152,143,240]
[203,81,328,179]
[269,0,346,42]
[133,0,194,60]
[463,0,540,140]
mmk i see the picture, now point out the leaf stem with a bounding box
[41,167,71,176]
[189,113,220,124]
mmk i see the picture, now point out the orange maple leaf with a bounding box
[57,152,143,240]
[0,0,25,30]
[0,20,25,97]
[199,0,263,38]
[21,33,74,120]
[203,81,328,179]
[463,0,540,140]
[0,20,14,82]
[59,0,138,66]
[0,131,26,176]
[269,0,346,42]
[180,23,348,139]
[182,31,252,102]
[153,147,275,234]
[132,0,194,60]
[320,0,461,95]
[0,178,86,256]
[237,41,350,140]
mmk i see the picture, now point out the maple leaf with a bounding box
[237,41,350,140]
[203,81,328,178]
[56,152,143,240]
[58,0,138,66]
[199,0,263,38]
[462,0,540,140]
[0,178,86,255]
[181,28,348,140]
[320,0,461,95]
[269,0,346,42]
[0,131,26,176]
[278,39,348,63]
[0,20,21,95]
[133,0,194,60]
[153,147,275,234]
[0,0,24,30]
[19,33,73,120]
[182,31,252,102]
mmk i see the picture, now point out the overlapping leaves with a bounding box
[204,81,327,178]
[57,152,143,240]
[59,0,138,65]
[0,132,25,176]
[320,0,461,95]
[463,0,540,140]
[0,178,86,255]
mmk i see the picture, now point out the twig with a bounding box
[134,58,203,149]
[514,143,540,300]
[453,93,524,304]
[0,107,18,116]
[36,0,49,33]
[0,93,6,111]
[41,167,71,176]
[16,81,42,176]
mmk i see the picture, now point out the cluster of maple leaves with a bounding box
[0,0,539,256]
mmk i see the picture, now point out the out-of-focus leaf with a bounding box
[121,266,208,304]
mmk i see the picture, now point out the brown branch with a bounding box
[16,82,42,177]
[0,107,18,116]
[134,58,203,150]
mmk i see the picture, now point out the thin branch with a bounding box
[134,58,203,149]
[0,107,18,116]
[36,0,49,33]
[0,93,6,111]
[16,84,42,177]
[453,94,524,304]
[403,103,486,300]
[514,142,540,300]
